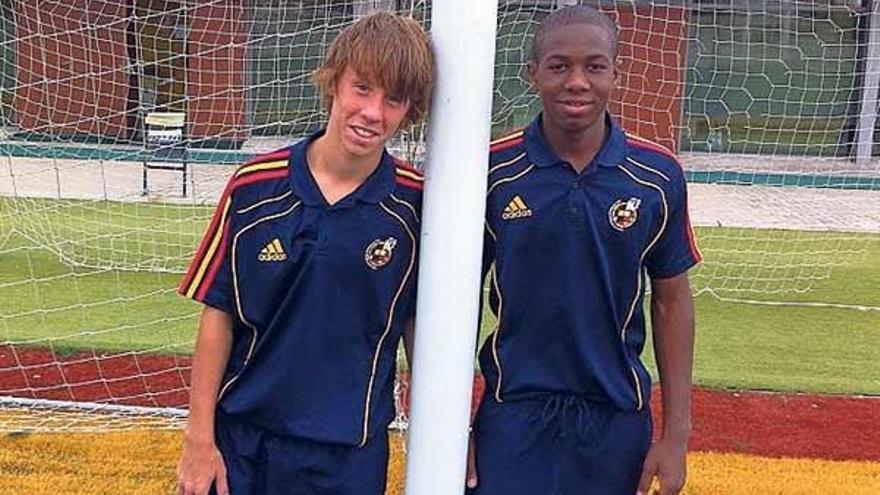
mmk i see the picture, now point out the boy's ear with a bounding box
[525,61,538,89]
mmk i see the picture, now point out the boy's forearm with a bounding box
[651,274,695,442]
[185,306,234,442]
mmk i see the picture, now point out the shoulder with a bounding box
[488,129,531,183]
[233,147,290,185]
[622,133,686,186]
[225,147,292,204]
[489,129,526,162]
[392,157,424,193]
[388,157,423,223]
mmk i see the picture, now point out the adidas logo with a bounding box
[258,238,287,262]
[502,195,533,220]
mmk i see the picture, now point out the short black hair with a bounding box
[529,5,619,62]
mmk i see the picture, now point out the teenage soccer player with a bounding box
[467,6,700,495]
[175,12,432,495]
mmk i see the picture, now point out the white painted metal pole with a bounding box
[856,0,880,166]
[404,1,497,493]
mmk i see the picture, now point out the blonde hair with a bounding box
[313,11,434,128]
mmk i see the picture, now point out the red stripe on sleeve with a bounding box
[683,206,702,262]
[244,149,291,166]
[232,168,289,190]
[393,159,422,176]
[178,184,235,293]
[626,137,680,165]
[195,219,233,302]
[490,135,524,153]
[395,177,423,190]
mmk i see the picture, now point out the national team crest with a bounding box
[365,237,398,270]
[608,197,642,231]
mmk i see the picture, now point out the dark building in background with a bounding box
[11,0,247,146]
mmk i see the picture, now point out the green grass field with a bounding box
[0,198,203,355]
[1,198,878,394]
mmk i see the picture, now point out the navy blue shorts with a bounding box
[210,413,388,495]
[467,394,652,495]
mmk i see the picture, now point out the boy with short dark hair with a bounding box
[467,6,699,495]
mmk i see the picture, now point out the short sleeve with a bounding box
[645,172,702,279]
[177,185,237,315]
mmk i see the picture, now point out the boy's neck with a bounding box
[306,132,384,205]
[543,115,608,174]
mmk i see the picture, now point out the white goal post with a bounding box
[404,0,497,492]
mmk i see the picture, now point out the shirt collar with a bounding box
[289,129,396,207]
[524,112,628,169]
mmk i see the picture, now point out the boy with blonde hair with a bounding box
[176,12,432,495]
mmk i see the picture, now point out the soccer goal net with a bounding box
[1,0,878,431]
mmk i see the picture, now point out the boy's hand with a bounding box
[177,436,229,495]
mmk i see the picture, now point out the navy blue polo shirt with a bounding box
[179,131,423,446]
[481,114,701,411]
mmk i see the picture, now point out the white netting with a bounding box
[1,0,879,431]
